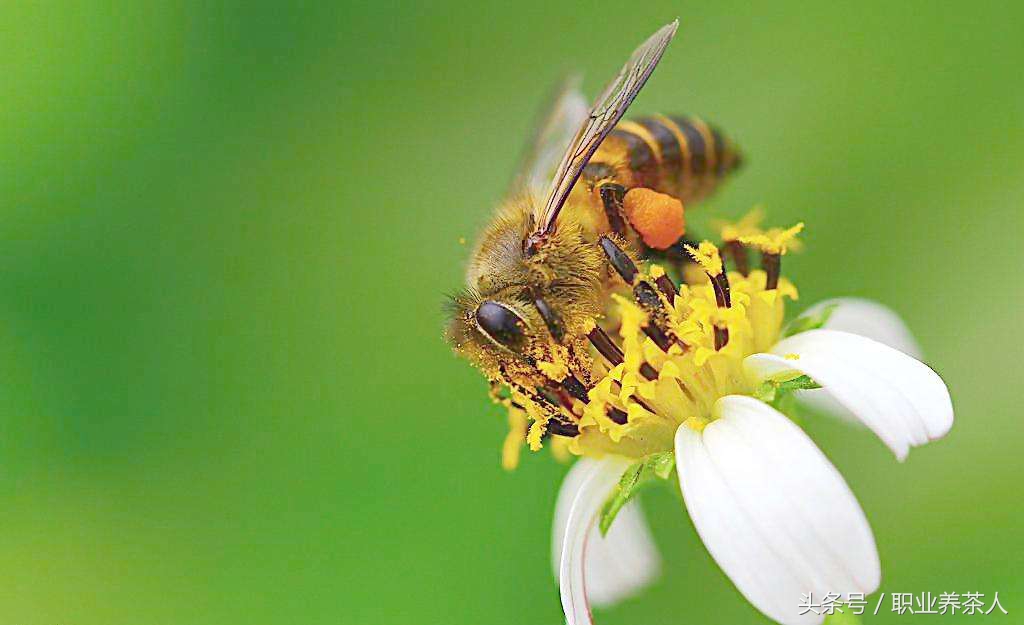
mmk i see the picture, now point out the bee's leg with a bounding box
[597,182,687,252]
[597,235,685,355]
[597,182,629,236]
[559,372,589,403]
[527,290,595,393]
[532,388,581,437]
[508,379,580,438]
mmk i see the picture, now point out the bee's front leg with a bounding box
[508,381,580,438]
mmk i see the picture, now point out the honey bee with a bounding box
[446,21,742,437]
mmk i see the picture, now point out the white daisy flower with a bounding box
[541,226,953,625]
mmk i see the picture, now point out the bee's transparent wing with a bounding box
[509,75,590,196]
[532,20,678,237]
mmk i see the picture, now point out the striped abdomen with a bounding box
[583,115,742,204]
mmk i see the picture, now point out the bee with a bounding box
[446,21,742,437]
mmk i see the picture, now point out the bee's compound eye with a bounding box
[475,301,528,351]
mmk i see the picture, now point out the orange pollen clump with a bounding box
[622,187,685,249]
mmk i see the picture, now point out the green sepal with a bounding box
[599,452,675,536]
[783,303,838,337]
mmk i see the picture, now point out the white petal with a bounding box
[558,456,661,624]
[553,458,661,610]
[796,299,922,422]
[746,329,953,461]
[801,298,921,359]
[675,396,880,625]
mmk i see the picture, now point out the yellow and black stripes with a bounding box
[582,114,742,204]
[606,126,660,190]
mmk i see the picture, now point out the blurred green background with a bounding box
[1,2,1021,623]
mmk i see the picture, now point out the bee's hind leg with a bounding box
[597,182,629,236]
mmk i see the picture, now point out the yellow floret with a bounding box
[740,222,805,255]
[684,241,724,276]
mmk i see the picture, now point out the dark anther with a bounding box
[714,326,729,351]
[598,183,628,236]
[655,273,677,304]
[476,301,529,351]
[642,320,673,353]
[762,252,781,290]
[606,405,628,425]
[724,240,750,275]
[532,295,563,341]
[609,380,656,413]
[588,326,624,366]
[599,236,638,284]
[561,375,589,403]
[710,272,732,308]
[547,418,580,437]
[588,325,658,381]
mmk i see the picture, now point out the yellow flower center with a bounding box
[569,263,798,459]
[494,219,804,469]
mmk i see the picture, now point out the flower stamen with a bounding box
[650,265,678,304]
[762,251,781,290]
[723,239,750,275]
[716,207,765,276]
[606,404,629,424]
[739,222,804,291]
[714,325,729,351]
[685,241,733,349]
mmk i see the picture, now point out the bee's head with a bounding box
[446,201,604,382]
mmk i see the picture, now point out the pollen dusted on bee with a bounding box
[622,187,685,249]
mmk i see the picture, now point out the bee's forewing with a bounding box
[533,20,679,237]
[508,75,590,197]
